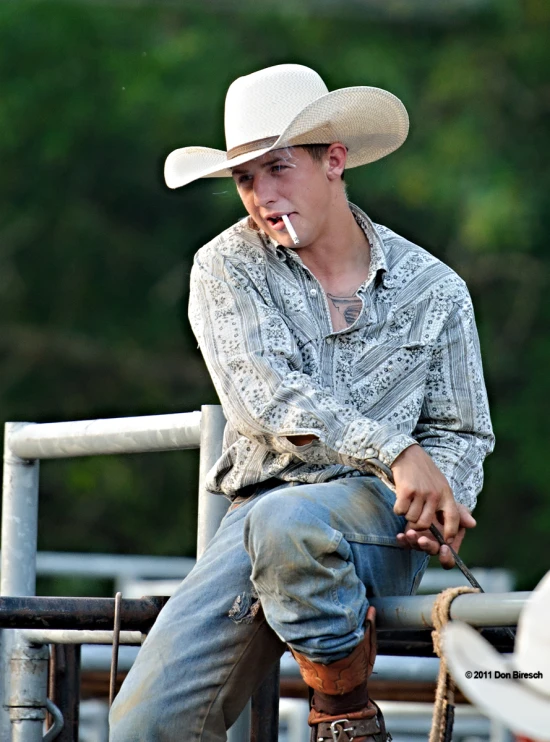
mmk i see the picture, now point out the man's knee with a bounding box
[244,489,310,554]
[244,487,335,566]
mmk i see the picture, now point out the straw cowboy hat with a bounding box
[442,571,550,741]
[164,63,409,189]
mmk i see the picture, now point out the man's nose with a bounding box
[253,173,276,208]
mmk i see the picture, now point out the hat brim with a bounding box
[442,622,550,740]
[164,86,409,189]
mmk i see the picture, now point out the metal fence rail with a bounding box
[0,406,522,742]
[6,412,202,460]
[1,409,208,742]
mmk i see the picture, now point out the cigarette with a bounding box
[282,214,300,246]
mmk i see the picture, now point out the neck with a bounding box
[295,194,370,286]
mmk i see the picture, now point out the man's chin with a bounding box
[267,231,298,248]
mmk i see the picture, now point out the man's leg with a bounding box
[243,475,428,740]
[244,475,428,659]
[109,488,286,742]
[110,475,427,741]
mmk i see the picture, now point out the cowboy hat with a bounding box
[442,571,550,740]
[164,63,409,189]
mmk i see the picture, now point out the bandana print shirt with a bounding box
[189,203,494,510]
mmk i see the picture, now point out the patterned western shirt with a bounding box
[188,203,494,510]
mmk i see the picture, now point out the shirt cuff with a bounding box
[326,420,418,469]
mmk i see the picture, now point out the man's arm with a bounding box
[412,295,494,511]
[391,294,494,563]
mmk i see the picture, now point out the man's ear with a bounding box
[325,143,347,181]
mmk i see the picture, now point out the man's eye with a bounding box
[272,164,287,173]
[237,174,252,185]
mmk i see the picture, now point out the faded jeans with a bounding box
[109,475,429,742]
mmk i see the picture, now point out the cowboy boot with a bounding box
[290,607,390,742]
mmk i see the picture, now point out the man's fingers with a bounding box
[396,533,410,549]
[398,498,424,523]
[397,529,440,556]
[460,509,477,529]
[440,500,461,542]
[415,534,440,556]
[393,493,412,517]
[394,493,437,527]
[412,500,438,531]
[438,544,456,570]
[398,523,468,561]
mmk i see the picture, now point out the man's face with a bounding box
[231,146,336,249]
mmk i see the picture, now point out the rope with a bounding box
[429,586,480,742]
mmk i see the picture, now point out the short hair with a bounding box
[298,144,345,181]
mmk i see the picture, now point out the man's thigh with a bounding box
[245,475,429,598]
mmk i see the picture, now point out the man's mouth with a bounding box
[266,214,294,232]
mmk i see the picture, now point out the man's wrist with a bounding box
[390,441,421,470]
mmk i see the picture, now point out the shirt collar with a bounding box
[348,203,391,289]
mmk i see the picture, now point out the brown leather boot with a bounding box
[290,607,390,741]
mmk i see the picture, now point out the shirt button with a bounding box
[310,288,317,297]
[365,447,376,457]
[335,440,343,448]
[326,337,333,344]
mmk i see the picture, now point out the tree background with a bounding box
[0,0,548,593]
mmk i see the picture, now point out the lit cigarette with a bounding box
[282,214,300,246]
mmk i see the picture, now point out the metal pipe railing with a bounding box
[0,405,524,742]
[31,551,195,580]
[7,412,201,460]
[23,630,143,646]
[1,427,42,741]
[1,410,203,741]
[370,591,527,629]
[0,591,527,632]
[197,405,229,557]
[0,596,168,630]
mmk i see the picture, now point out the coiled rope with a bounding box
[429,586,480,742]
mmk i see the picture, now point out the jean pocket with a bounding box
[330,477,406,549]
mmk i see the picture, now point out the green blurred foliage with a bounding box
[0,0,548,592]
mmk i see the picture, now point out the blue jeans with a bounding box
[109,476,429,742]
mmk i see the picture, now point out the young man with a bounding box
[110,64,494,741]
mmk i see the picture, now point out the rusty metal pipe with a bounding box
[0,596,168,631]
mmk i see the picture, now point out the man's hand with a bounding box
[396,504,476,569]
[391,443,460,543]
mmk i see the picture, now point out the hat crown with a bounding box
[224,64,328,152]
